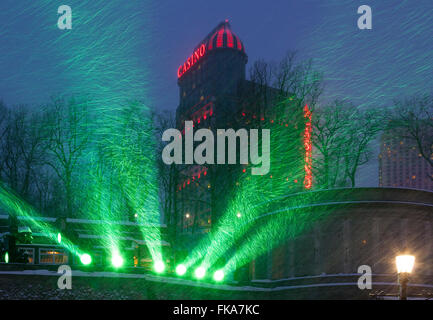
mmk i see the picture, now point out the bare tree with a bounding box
[244,51,323,130]
[273,51,323,109]
[155,111,180,242]
[42,97,89,217]
[313,100,384,189]
[312,100,352,189]
[0,105,45,200]
[246,53,381,190]
[343,108,384,187]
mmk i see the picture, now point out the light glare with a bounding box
[154,260,165,273]
[111,253,124,268]
[396,255,415,273]
[176,264,187,276]
[213,269,225,282]
[80,253,92,265]
[195,267,206,279]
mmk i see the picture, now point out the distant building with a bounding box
[379,129,433,191]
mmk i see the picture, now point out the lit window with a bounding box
[39,248,68,265]
[18,248,35,264]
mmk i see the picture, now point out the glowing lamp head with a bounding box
[396,255,415,274]
[195,267,206,279]
[57,232,62,244]
[176,264,187,276]
[80,253,92,265]
[111,253,124,268]
[154,260,165,273]
[236,212,242,218]
[213,270,225,282]
[4,252,9,264]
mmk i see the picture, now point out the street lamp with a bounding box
[396,254,415,300]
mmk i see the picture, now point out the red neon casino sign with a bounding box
[177,44,206,79]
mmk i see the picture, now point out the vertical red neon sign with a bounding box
[303,104,313,190]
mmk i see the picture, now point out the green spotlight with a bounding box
[213,269,225,282]
[194,267,206,279]
[4,252,9,264]
[57,232,62,244]
[176,264,187,276]
[80,254,92,265]
[111,253,124,268]
[154,260,165,273]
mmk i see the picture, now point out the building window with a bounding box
[18,247,35,264]
[39,248,68,265]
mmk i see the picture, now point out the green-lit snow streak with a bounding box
[50,0,163,262]
[0,183,82,257]
[184,100,310,270]
[2,1,162,262]
[90,102,162,262]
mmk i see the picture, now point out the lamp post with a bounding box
[396,254,415,300]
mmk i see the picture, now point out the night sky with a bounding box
[1,0,432,186]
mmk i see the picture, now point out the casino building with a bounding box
[175,20,248,241]
[173,21,310,249]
